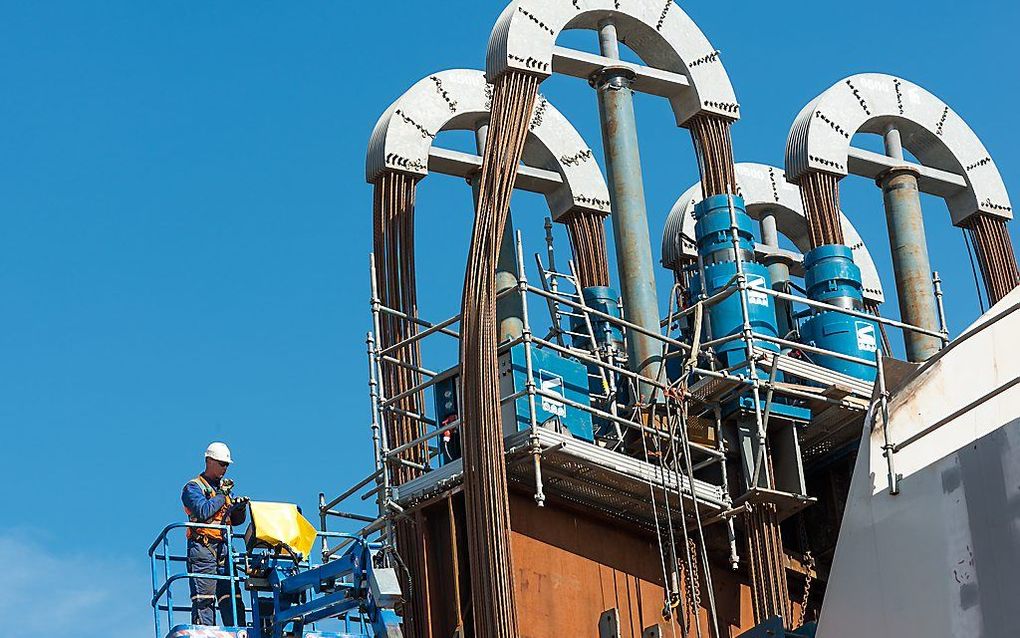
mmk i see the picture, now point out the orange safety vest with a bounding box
[184,475,233,542]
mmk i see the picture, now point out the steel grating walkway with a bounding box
[393,428,728,530]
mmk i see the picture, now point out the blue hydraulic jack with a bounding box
[690,194,811,424]
[798,244,880,382]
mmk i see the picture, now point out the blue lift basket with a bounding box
[149,520,402,638]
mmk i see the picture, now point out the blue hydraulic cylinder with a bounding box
[690,195,780,369]
[799,245,879,381]
[570,286,624,439]
[570,286,624,351]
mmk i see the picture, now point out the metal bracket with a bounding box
[847,146,967,198]
[366,68,610,220]
[552,46,690,98]
[642,624,663,638]
[599,608,621,638]
[428,147,563,194]
[486,0,740,124]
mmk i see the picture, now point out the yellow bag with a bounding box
[244,501,318,561]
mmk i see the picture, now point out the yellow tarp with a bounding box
[248,501,318,560]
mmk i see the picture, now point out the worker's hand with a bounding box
[220,478,234,496]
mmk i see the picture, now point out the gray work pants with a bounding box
[187,539,245,626]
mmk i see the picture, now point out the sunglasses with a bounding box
[213,460,230,468]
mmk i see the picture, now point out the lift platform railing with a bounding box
[148,522,242,638]
[150,522,383,638]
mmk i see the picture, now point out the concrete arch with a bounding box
[785,73,1011,225]
[486,0,739,126]
[661,162,885,304]
[366,68,610,219]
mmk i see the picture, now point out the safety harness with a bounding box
[184,474,232,543]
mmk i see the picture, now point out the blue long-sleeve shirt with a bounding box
[181,474,247,526]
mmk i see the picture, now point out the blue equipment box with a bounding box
[433,344,594,464]
[498,344,594,442]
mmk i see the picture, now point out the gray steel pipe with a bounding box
[881,126,941,362]
[595,19,662,402]
[760,212,794,338]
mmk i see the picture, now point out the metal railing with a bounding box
[149,522,375,638]
[148,522,242,638]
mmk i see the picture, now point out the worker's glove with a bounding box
[220,478,234,496]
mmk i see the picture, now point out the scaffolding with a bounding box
[319,206,949,577]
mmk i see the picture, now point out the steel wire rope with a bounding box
[563,210,612,288]
[629,281,700,637]
[691,114,793,626]
[372,171,432,637]
[962,227,987,313]
[965,213,1020,304]
[657,283,700,634]
[653,291,687,558]
[457,69,540,638]
[633,395,679,636]
[661,371,701,634]
[663,290,724,637]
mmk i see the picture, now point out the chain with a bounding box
[796,516,814,627]
[686,539,703,623]
[797,551,814,627]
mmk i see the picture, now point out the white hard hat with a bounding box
[204,442,233,464]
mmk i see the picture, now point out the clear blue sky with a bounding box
[2,2,1017,636]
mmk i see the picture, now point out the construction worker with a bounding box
[182,442,249,627]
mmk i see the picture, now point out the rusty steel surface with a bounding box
[507,493,764,638]
[880,170,942,362]
[595,26,663,401]
[410,484,800,637]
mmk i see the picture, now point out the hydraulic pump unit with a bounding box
[690,195,781,370]
[799,244,879,381]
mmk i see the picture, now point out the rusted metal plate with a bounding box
[411,476,778,638]
[507,493,762,638]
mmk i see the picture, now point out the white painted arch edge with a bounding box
[785,73,1012,225]
[486,0,739,126]
[366,69,611,218]
[661,162,886,304]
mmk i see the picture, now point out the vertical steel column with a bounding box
[932,271,949,346]
[594,19,662,402]
[880,125,941,362]
[543,217,566,346]
[471,123,525,342]
[161,535,172,632]
[516,230,546,507]
[368,259,394,550]
[760,212,793,339]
